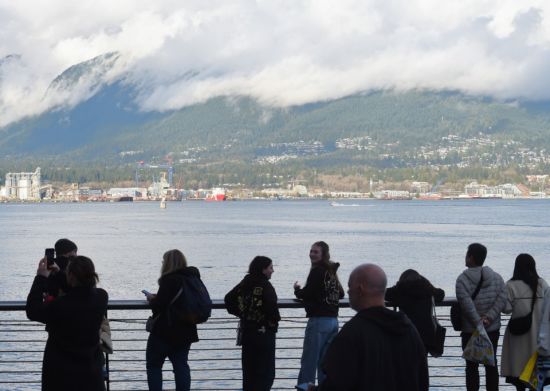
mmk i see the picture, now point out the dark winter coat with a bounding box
[149,267,200,346]
[385,277,445,350]
[294,262,345,317]
[26,275,108,391]
[318,306,429,391]
[225,273,280,331]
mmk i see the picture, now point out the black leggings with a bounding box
[241,328,276,391]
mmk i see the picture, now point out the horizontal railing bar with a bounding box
[0,381,41,384]
[0,299,516,390]
[0,297,465,311]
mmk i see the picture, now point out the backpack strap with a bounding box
[171,286,183,306]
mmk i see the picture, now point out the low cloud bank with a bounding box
[1,0,550,127]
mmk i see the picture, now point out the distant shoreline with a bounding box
[1,196,549,204]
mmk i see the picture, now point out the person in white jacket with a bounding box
[500,254,548,390]
[537,289,550,390]
[456,243,507,391]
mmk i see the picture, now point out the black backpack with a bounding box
[170,275,212,325]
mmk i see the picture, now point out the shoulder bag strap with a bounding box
[471,271,484,300]
[530,283,538,312]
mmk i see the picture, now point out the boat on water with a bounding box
[205,188,226,201]
[115,196,133,202]
[160,198,166,209]
[330,201,361,207]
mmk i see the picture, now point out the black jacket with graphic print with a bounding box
[294,262,345,317]
[225,273,281,332]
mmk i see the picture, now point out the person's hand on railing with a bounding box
[294,281,301,290]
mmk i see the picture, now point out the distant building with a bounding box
[516,183,531,197]
[465,182,523,198]
[497,183,523,197]
[293,184,308,196]
[4,168,41,200]
[526,175,548,184]
[374,190,411,200]
[410,181,431,194]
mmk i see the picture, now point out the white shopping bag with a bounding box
[463,321,495,367]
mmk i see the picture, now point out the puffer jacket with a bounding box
[455,266,506,333]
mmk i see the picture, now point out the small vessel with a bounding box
[205,188,226,201]
[330,201,361,207]
[160,198,166,209]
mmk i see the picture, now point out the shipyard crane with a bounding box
[135,158,174,188]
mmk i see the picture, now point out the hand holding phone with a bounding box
[45,248,55,267]
[142,290,156,302]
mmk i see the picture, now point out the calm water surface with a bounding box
[1,199,550,300]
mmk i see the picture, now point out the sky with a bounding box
[1,0,550,127]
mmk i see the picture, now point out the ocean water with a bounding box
[2,199,550,301]
[2,199,550,390]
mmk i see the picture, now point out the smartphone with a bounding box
[141,289,151,296]
[45,248,55,266]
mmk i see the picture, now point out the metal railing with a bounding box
[0,299,514,390]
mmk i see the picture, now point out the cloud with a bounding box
[1,0,550,126]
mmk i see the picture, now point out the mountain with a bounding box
[1,54,550,186]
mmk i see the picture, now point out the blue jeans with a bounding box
[298,317,339,385]
[146,333,191,391]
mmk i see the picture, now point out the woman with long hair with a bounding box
[145,249,200,391]
[501,254,549,390]
[385,269,445,354]
[225,256,281,391]
[294,241,344,387]
[26,255,108,391]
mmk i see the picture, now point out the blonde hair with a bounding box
[160,249,187,278]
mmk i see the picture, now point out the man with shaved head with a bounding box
[310,264,429,391]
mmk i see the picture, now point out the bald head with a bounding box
[348,264,387,311]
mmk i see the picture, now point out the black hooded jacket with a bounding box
[385,277,445,350]
[225,273,280,331]
[26,275,108,391]
[319,306,429,391]
[294,262,345,317]
[149,267,200,346]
